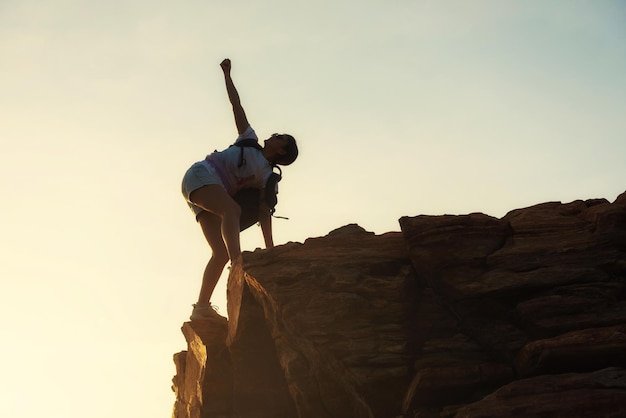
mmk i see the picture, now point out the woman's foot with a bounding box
[190,302,227,322]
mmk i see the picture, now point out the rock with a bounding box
[515,324,626,377]
[171,191,626,417]
[515,282,626,338]
[231,230,416,418]
[226,266,298,418]
[171,320,232,418]
[398,213,511,300]
[399,194,626,362]
[402,362,513,410]
[447,368,626,418]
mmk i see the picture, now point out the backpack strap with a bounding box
[264,166,282,215]
[231,164,287,230]
[232,138,263,168]
[230,141,290,221]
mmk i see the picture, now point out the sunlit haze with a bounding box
[1,1,625,417]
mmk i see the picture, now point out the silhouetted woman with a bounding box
[181,58,298,321]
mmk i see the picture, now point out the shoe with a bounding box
[190,303,227,322]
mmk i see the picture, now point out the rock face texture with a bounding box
[172,192,626,418]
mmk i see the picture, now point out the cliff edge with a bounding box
[172,192,626,418]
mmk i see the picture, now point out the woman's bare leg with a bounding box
[190,184,242,302]
[190,184,242,261]
[196,212,229,303]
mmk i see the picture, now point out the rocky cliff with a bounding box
[172,192,626,418]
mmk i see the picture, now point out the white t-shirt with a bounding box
[204,126,273,195]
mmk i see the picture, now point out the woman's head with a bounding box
[266,133,298,165]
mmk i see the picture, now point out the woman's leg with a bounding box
[190,184,242,263]
[190,184,242,303]
[196,211,230,303]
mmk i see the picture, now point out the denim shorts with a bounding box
[181,161,224,218]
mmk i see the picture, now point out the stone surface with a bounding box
[171,192,626,418]
[447,367,626,418]
[172,320,232,418]
[515,324,626,377]
[232,226,416,418]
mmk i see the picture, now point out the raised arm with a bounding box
[220,58,249,135]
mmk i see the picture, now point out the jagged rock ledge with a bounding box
[172,192,626,418]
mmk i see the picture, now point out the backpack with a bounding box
[231,139,286,231]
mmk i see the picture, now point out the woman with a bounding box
[181,58,298,321]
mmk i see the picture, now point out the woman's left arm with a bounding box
[258,191,274,248]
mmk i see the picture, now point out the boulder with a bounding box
[171,192,626,417]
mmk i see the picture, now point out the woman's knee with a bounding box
[210,249,230,266]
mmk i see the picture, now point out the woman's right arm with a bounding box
[257,192,274,249]
[220,58,249,135]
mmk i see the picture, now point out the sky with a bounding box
[1,1,625,417]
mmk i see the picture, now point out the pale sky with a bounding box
[1,1,624,417]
